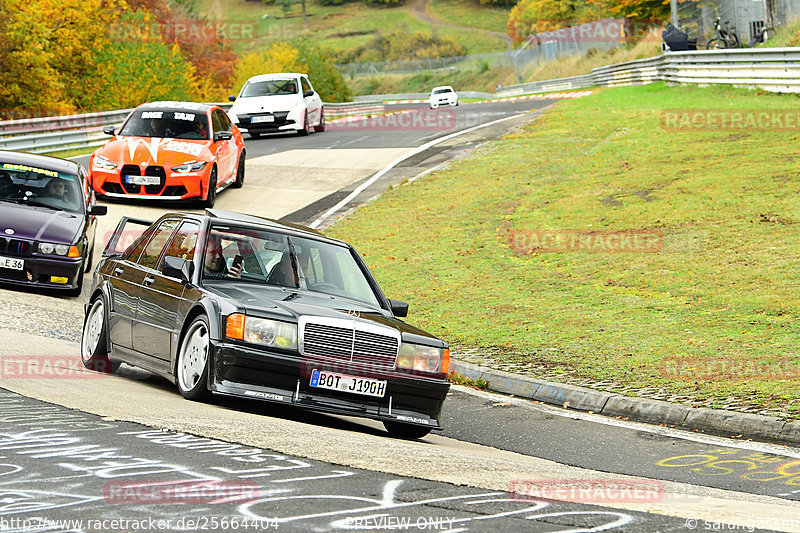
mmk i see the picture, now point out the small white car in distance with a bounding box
[228,73,325,138]
[429,86,458,108]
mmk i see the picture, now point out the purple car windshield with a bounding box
[0,162,83,214]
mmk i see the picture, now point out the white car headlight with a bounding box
[171,161,207,173]
[38,242,78,257]
[397,343,449,373]
[93,155,117,170]
[226,314,298,350]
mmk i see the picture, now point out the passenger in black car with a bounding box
[203,237,242,279]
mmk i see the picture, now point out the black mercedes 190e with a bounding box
[81,209,450,438]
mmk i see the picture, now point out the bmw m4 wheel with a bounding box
[201,168,217,208]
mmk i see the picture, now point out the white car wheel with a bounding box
[177,315,212,400]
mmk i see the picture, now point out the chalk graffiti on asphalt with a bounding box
[657,448,800,488]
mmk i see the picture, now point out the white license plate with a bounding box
[0,256,24,271]
[251,115,275,123]
[124,175,160,185]
[310,369,387,398]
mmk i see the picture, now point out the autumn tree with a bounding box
[587,0,671,21]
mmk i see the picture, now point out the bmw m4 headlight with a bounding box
[226,314,297,350]
[397,343,450,374]
[171,161,207,173]
[93,155,117,170]
[38,242,79,257]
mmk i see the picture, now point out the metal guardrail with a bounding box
[0,101,388,154]
[8,49,800,155]
[496,75,595,97]
[496,47,800,97]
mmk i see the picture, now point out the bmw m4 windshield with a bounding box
[202,226,382,307]
[119,109,210,140]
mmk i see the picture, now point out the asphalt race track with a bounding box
[1,96,799,532]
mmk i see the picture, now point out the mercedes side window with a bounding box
[137,220,179,269]
[159,221,200,273]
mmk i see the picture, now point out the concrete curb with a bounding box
[449,360,800,446]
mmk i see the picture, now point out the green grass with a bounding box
[427,0,510,35]
[326,82,800,415]
[196,0,507,56]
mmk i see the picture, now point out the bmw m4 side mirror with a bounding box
[90,205,108,216]
[214,130,233,142]
[103,125,115,135]
[304,89,314,98]
[228,95,237,102]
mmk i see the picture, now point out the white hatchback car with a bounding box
[429,86,458,108]
[228,73,324,138]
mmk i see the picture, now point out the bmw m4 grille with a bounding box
[0,238,32,257]
[300,318,399,370]
[143,166,166,195]
[121,165,141,194]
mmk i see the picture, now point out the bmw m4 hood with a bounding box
[0,202,83,244]
[231,95,300,114]
[94,136,214,168]
[206,283,442,342]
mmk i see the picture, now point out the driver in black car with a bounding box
[203,237,242,279]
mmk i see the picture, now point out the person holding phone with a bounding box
[203,237,242,279]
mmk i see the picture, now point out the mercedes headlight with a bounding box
[397,343,449,374]
[226,314,297,350]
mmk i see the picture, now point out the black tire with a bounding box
[81,296,118,373]
[201,167,217,208]
[383,421,432,440]
[727,33,740,48]
[249,132,261,139]
[176,315,213,401]
[232,152,245,188]
[314,109,326,132]
[298,112,310,136]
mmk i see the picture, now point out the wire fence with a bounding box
[676,0,800,49]
[336,19,628,79]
